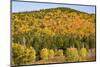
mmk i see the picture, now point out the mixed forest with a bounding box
[12,7,96,65]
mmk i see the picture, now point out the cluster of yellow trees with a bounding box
[12,43,92,65]
[12,7,96,65]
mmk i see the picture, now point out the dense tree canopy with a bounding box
[12,7,96,51]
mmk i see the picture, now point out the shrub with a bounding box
[91,48,96,56]
[55,49,63,56]
[79,48,88,61]
[66,47,79,62]
[12,43,36,65]
[88,48,96,61]
[40,48,49,60]
[48,49,55,59]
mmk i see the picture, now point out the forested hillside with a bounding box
[12,7,96,65]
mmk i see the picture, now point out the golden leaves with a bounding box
[19,25,31,33]
[12,8,95,38]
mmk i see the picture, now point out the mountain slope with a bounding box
[12,7,96,49]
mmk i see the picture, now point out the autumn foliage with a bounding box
[12,7,96,65]
[12,43,36,65]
